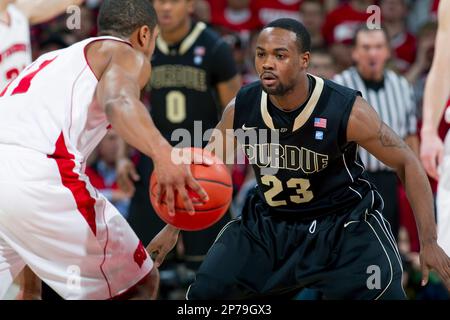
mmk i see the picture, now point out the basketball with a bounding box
[149,148,232,231]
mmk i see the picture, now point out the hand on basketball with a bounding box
[420,131,444,181]
[152,146,210,216]
[420,242,450,291]
[116,158,140,194]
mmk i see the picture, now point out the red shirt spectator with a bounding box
[253,0,302,27]
[208,0,259,32]
[322,2,372,45]
[391,32,416,73]
[381,0,417,73]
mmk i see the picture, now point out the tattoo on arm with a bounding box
[378,122,406,149]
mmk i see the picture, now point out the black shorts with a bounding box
[187,189,405,300]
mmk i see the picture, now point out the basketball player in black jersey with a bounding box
[118,0,240,273]
[150,19,450,299]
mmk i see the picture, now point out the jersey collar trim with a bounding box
[260,74,324,131]
[156,22,206,56]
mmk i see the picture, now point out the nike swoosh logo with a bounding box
[242,124,257,131]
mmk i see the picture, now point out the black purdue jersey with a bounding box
[233,74,377,217]
[149,22,238,142]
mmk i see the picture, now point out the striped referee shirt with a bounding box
[333,67,417,172]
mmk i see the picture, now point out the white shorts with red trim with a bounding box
[0,145,153,300]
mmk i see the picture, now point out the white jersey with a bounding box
[0,36,153,300]
[0,36,128,172]
[0,4,31,91]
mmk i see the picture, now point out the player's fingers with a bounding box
[187,177,209,203]
[177,186,195,215]
[421,264,430,287]
[155,183,162,204]
[165,188,175,217]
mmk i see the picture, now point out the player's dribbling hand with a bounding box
[152,146,211,216]
[147,224,180,268]
[116,158,140,194]
[420,130,444,181]
[420,241,450,291]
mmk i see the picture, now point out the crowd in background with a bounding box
[28,0,448,299]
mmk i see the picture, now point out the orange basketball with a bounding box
[150,148,232,231]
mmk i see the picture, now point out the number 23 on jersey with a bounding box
[261,175,314,207]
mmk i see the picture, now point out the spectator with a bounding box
[254,0,301,27]
[405,21,437,101]
[322,0,374,72]
[208,0,259,34]
[381,0,417,74]
[323,0,340,13]
[308,49,336,79]
[299,0,326,50]
[193,0,211,23]
[333,26,418,240]
[407,0,439,34]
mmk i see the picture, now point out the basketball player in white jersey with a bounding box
[420,0,450,256]
[0,0,208,300]
[0,0,84,91]
[1,0,85,300]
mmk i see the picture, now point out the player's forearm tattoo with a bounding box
[377,122,406,149]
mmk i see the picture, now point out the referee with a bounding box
[333,25,418,240]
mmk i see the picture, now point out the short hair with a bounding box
[352,24,390,47]
[98,0,158,38]
[264,18,311,53]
